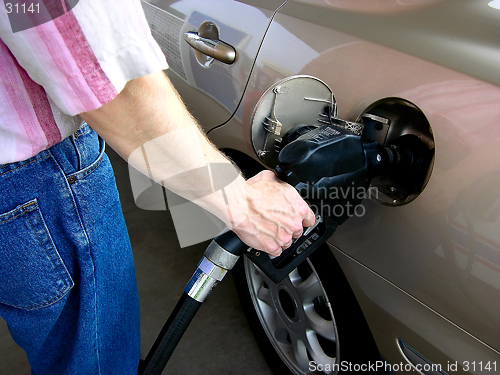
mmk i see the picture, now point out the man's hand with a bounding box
[232,170,316,257]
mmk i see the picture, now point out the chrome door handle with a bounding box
[183,32,236,65]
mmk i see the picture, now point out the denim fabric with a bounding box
[0,124,140,374]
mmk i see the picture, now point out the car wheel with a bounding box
[232,245,381,374]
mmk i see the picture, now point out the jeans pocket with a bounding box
[0,199,74,310]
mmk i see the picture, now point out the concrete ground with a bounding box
[0,149,272,375]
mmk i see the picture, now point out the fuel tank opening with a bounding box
[358,98,435,206]
[250,76,434,207]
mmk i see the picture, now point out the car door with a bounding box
[141,0,286,132]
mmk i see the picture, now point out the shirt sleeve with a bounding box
[0,0,168,116]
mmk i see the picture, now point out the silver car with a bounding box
[142,0,500,374]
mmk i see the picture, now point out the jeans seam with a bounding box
[0,201,36,225]
[25,207,74,310]
[0,210,25,224]
[48,145,102,369]
[0,154,50,177]
[71,136,83,171]
[73,125,92,139]
[65,138,106,183]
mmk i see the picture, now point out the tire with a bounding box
[232,245,381,374]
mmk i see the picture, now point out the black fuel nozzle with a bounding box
[275,124,394,222]
[276,125,366,186]
[247,124,426,282]
[276,125,426,203]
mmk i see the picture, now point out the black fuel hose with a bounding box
[138,231,247,375]
[138,292,202,375]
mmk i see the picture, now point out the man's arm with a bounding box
[80,71,315,256]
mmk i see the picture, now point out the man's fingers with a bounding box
[253,169,277,182]
[302,207,316,227]
[268,246,283,257]
[292,229,304,239]
[276,226,293,246]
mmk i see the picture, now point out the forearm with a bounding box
[80,71,245,225]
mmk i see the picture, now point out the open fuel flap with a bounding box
[252,75,358,168]
[250,76,435,207]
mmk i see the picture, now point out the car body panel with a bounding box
[334,248,500,374]
[141,0,285,131]
[284,0,500,87]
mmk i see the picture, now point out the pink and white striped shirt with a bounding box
[0,0,168,164]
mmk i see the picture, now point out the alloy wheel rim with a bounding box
[244,257,339,374]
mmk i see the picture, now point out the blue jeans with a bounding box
[0,124,140,374]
